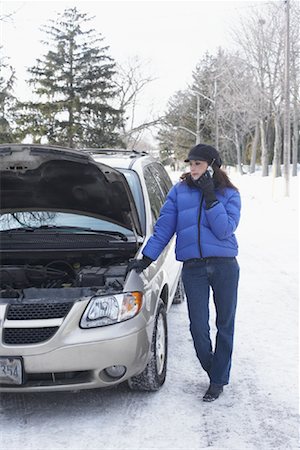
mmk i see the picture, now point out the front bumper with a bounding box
[0,301,153,392]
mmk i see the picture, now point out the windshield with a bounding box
[0,211,135,236]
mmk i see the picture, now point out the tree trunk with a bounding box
[272,111,282,177]
[234,121,243,175]
[250,121,259,174]
[292,99,298,176]
[260,119,269,176]
[266,116,275,160]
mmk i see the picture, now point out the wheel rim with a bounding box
[156,312,166,376]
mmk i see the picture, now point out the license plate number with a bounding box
[0,357,23,385]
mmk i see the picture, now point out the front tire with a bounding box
[128,300,167,391]
[172,276,185,304]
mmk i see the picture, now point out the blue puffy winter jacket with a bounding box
[142,180,241,261]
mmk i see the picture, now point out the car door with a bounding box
[143,163,181,301]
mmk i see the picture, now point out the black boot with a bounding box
[203,383,223,402]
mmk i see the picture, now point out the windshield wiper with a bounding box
[88,230,128,241]
[1,226,35,232]
[1,225,128,241]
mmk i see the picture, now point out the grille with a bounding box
[25,371,91,386]
[3,327,58,345]
[7,302,73,320]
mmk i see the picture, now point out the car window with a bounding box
[118,169,146,235]
[143,166,165,221]
[148,163,173,198]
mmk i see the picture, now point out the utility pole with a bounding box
[195,93,201,144]
[192,89,215,146]
[283,0,290,196]
[214,79,219,151]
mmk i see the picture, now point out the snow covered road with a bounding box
[0,172,298,449]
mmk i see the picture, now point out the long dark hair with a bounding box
[180,163,239,192]
[212,165,239,191]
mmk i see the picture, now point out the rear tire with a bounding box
[128,300,167,391]
[172,276,185,304]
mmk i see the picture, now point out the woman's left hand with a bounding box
[193,171,218,209]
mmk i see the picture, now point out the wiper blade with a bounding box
[1,225,128,241]
[1,227,35,232]
[1,225,64,233]
[92,230,128,241]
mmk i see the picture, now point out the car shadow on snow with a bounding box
[0,382,159,419]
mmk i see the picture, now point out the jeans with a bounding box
[182,257,239,386]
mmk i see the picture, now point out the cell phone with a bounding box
[207,165,214,177]
[207,158,215,177]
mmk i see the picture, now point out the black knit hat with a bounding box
[184,144,222,167]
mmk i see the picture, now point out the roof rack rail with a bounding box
[82,148,149,156]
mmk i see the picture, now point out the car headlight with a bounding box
[80,292,143,328]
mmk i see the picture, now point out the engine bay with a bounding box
[0,258,130,298]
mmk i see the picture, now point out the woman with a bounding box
[128,143,241,402]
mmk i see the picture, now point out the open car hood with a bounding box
[0,144,142,235]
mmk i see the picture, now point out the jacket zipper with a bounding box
[198,194,204,258]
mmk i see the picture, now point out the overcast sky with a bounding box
[1,0,269,129]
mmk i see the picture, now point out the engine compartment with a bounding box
[0,258,130,298]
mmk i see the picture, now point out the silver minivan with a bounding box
[0,145,183,392]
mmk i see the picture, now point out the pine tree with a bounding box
[158,90,196,166]
[18,7,123,147]
[0,50,17,143]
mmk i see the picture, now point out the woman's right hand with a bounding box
[127,256,153,274]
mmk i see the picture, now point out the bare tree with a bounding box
[114,56,163,149]
[159,2,299,176]
[231,2,287,177]
[0,11,16,23]
[194,50,256,172]
[160,50,258,169]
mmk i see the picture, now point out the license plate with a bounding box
[0,357,23,385]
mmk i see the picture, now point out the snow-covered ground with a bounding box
[0,168,299,449]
